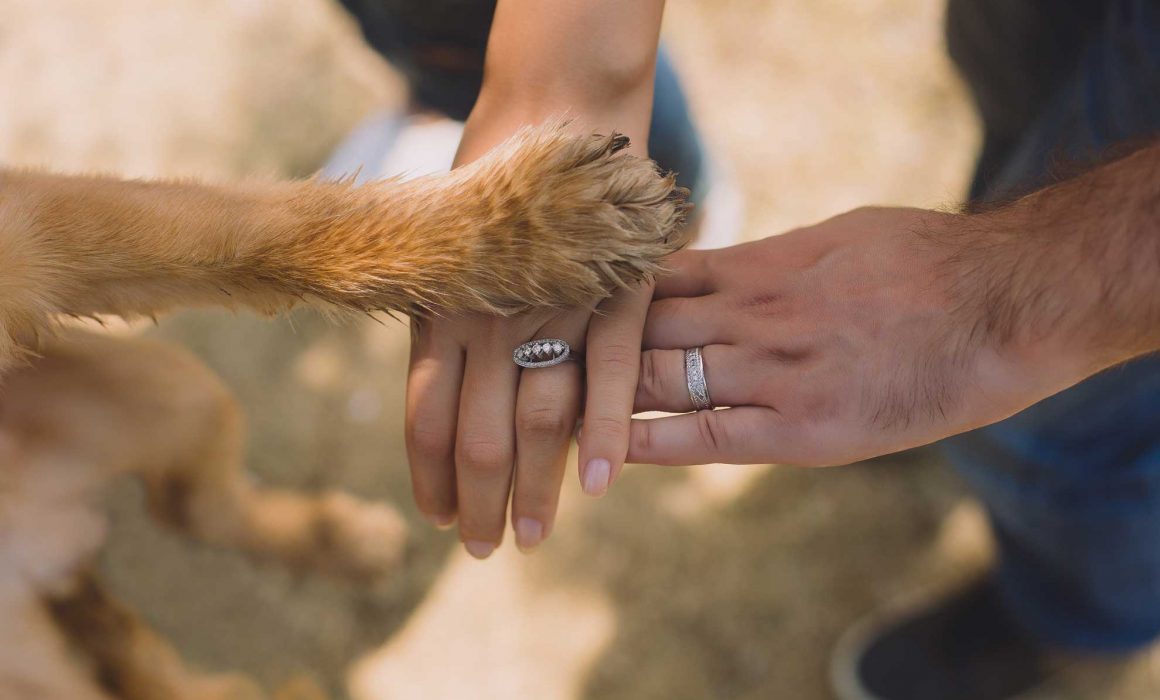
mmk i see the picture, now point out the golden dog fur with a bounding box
[0,124,688,700]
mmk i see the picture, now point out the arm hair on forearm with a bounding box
[939,141,1160,373]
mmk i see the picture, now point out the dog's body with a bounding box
[0,125,686,700]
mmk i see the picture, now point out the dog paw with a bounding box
[409,121,691,315]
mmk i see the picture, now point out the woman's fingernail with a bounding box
[426,512,456,530]
[583,458,611,496]
[464,540,496,560]
[515,517,544,551]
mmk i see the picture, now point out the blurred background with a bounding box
[0,0,1027,698]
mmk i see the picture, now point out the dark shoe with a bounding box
[831,579,1051,700]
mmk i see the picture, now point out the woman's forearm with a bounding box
[456,0,665,166]
[479,0,665,110]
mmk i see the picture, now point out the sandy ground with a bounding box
[4,1,1158,698]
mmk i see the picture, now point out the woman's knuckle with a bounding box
[598,342,638,372]
[406,423,452,461]
[411,479,451,510]
[514,490,558,516]
[517,405,571,438]
[456,438,510,476]
[584,414,627,442]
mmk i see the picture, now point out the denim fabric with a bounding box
[336,0,707,200]
[943,0,1160,651]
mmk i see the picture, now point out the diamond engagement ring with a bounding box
[685,347,713,410]
[513,339,581,369]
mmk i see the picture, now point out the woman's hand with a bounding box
[628,207,1087,467]
[408,113,658,557]
[407,305,587,557]
[404,0,666,557]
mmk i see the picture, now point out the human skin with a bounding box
[628,142,1160,467]
[404,0,668,556]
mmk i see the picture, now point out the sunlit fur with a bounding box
[0,123,689,700]
[0,124,688,373]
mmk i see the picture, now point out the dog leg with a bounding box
[0,123,688,374]
[125,346,410,581]
[0,592,115,700]
[4,331,407,580]
[45,574,270,700]
[0,430,266,700]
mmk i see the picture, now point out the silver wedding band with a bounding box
[513,338,583,368]
[685,347,713,411]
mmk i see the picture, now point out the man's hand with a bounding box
[628,204,1118,467]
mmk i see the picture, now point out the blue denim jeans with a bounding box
[943,0,1160,652]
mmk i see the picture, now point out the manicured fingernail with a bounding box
[464,540,496,560]
[426,512,456,530]
[583,458,611,496]
[515,517,544,551]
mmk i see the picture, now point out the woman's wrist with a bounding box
[456,85,653,167]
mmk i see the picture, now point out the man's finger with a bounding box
[626,406,786,465]
[654,249,716,299]
[405,319,464,527]
[577,283,652,497]
[642,295,728,349]
[634,345,756,412]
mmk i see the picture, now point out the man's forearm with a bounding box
[942,142,1160,377]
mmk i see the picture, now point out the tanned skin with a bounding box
[625,141,1160,467]
[942,142,1160,373]
[405,0,668,559]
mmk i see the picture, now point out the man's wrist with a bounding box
[935,144,1160,387]
[922,205,1094,393]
